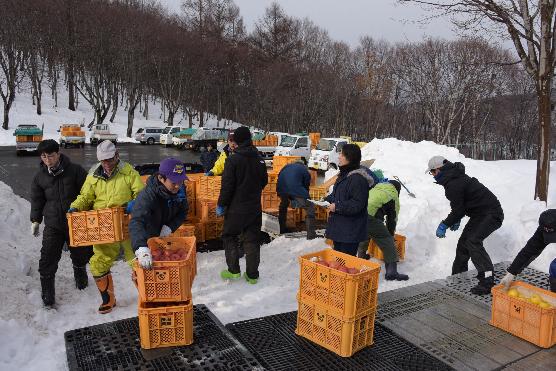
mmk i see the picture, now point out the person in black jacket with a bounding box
[129,158,189,270]
[217,127,268,284]
[30,139,92,307]
[500,209,556,292]
[325,144,375,256]
[427,155,504,295]
[200,143,219,173]
[277,161,315,238]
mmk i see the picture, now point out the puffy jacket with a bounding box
[325,165,375,243]
[30,154,87,230]
[201,150,219,172]
[277,162,310,199]
[129,174,188,251]
[210,145,230,175]
[436,161,503,227]
[70,161,144,211]
[218,144,268,214]
[367,182,400,236]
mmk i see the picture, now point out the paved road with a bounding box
[0,144,201,201]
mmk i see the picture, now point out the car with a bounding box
[134,127,164,145]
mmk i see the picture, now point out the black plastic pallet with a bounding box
[65,304,262,371]
[226,311,454,371]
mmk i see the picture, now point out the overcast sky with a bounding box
[160,0,457,47]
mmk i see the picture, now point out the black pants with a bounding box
[279,195,315,236]
[357,216,398,263]
[222,213,262,279]
[38,226,94,278]
[452,213,503,275]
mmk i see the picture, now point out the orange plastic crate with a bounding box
[273,156,301,172]
[368,234,406,261]
[295,297,375,357]
[490,281,556,348]
[197,199,223,221]
[198,176,221,200]
[135,237,196,303]
[185,180,196,201]
[67,207,129,247]
[309,186,327,200]
[261,192,280,209]
[267,171,279,183]
[138,300,193,349]
[171,224,196,237]
[32,135,43,141]
[204,220,224,240]
[299,248,381,318]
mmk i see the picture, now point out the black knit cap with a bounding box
[341,144,361,166]
[233,126,252,145]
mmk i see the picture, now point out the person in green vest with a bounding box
[357,179,409,281]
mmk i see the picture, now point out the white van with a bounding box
[309,137,349,171]
[273,134,312,161]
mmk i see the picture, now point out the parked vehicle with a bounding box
[14,124,43,156]
[172,128,198,149]
[59,124,85,148]
[273,134,312,162]
[175,127,229,151]
[90,124,117,145]
[254,132,289,166]
[309,137,350,171]
[160,126,188,147]
[134,127,164,144]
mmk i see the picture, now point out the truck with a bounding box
[273,134,313,163]
[59,124,85,148]
[172,128,197,149]
[254,132,289,166]
[174,127,229,151]
[90,124,117,145]
[308,137,350,171]
[160,126,188,147]
[14,124,43,156]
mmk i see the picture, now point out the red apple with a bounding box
[316,260,329,267]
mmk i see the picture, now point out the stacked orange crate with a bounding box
[196,176,224,241]
[272,156,302,173]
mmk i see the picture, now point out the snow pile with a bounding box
[0,137,555,370]
[0,80,242,146]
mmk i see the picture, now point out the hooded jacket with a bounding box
[324,165,375,243]
[436,161,503,227]
[218,144,268,215]
[30,154,88,230]
[210,145,231,175]
[70,161,144,211]
[128,174,188,251]
[367,182,400,236]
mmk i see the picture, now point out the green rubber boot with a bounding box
[220,270,241,280]
[244,272,258,285]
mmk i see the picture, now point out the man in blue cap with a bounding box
[129,158,189,270]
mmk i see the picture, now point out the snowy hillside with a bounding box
[1,138,555,370]
[0,80,242,146]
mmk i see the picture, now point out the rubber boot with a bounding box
[306,217,316,240]
[221,270,241,280]
[384,262,409,281]
[94,273,116,314]
[550,276,556,293]
[40,276,55,307]
[470,274,495,296]
[73,265,89,290]
[278,209,289,234]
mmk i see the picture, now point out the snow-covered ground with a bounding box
[1,137,555,370]
[0,80,241,146]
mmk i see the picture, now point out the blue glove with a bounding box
[67,208,78,213]
[205,171,214,176]
[216,205,226,217]
[450,220,461,231]
[436,223,447,238]
[125,200,135,214]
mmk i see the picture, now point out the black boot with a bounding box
[385,262,409,281]
[550,276,556,293]
[40,276,55,307]
[470,274,495,295]
[73,265,89,290]
[306,217,316,240]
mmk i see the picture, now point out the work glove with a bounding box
[450,220,461,231]
[216,205,226,217]
[135,246,152,270]
[125,200,135,214]
[160,225,172,237]
[205,171,214,176]
[31,222,40,237]
[436,222,447,238]
[67,208,78,213]
[500,272,515,289]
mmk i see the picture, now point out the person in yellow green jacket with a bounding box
[206,131,237,176]
[68,140,144,314]
[357,179,409,281]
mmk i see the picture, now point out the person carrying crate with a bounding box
[129,158,189,270]
[69,140,144,313]
[30,139,93,307]
[276,160,316,239]
[500,209,556,292]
